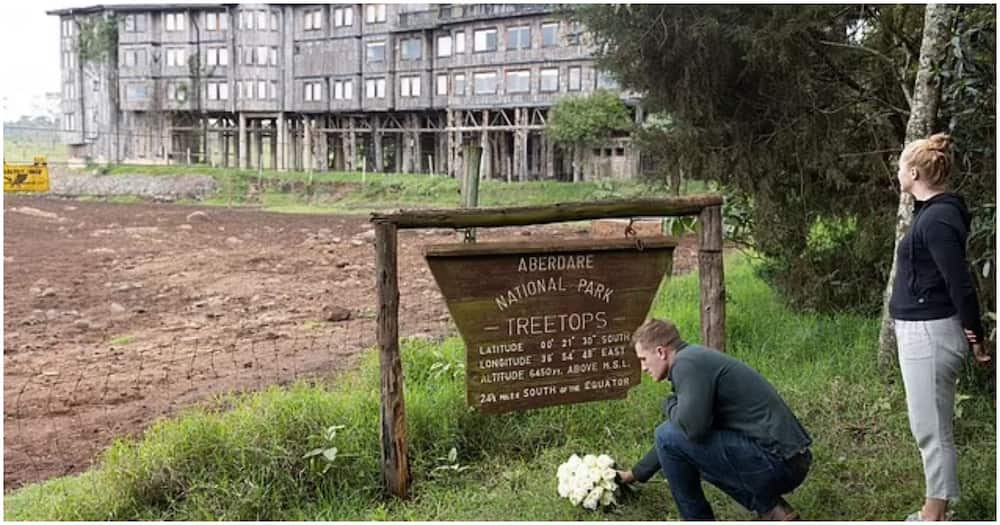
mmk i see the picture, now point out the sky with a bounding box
[0,0,211,121]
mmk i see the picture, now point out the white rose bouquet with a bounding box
[556,453,619,510]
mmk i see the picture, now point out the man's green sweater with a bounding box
[632,343,812,482]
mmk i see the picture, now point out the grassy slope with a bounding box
[95,163,705,213]
[5,255,995,521]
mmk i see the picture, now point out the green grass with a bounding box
[3,138,69,164]
[106,335,136,346]
[4,255,995,521]
[90,163,708,214]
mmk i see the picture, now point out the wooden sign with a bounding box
[425,237,675,413]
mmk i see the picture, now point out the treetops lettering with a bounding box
[518,255,594,273]
[507,311,608,336]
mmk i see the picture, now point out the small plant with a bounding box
[108,335,136,346]
[431,447,469,477]
[428,349,464,381]
[303,424,345,474]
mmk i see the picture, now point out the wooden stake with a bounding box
[376,222,410,498]
[697,205,726,352]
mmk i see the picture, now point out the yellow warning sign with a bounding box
[4,157,50,193]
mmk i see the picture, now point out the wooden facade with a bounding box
[49,3,641,180]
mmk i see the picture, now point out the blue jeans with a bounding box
[655,421,811,520]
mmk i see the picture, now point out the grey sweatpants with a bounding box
[894,316,968,501]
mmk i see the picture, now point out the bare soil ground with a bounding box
[3,196,698,491]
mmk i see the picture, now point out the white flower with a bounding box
[556,453,620,510]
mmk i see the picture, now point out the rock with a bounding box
[87,247,116,255]
[110,302,127,314]
[225,236,243,246]
[186,211,209,223]
[520,230,533,236]
[335,261,350,269]
[45,309,59,321]
[29,287,41,296]
[323,306,352,322]
[178,224,193,230]
[33,278,50,288]
[331,237,342,244]
[350,239,364,247]
[40,288,57,297]
[356,229,376,242]
[74,319,93,331]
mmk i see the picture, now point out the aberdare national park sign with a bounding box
[425,237,675,413]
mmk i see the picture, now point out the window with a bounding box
[365,77,385,98]
[304,9,323,30]
[596,70,618,90]
[242,47,253,65]
[566,21,581,45]
[241,11,252,29]
[219,82,229,100]
[270,47,278,66]
[258,80,267,99]
[473,72,497,95]
[568,66,582,91]
[258,46,269,65]
[256,11,267,31]
[334,6,353,27]
[165,13,185,32]
[474,28,497,52]
[453,73,465,96]
[271,12,279,31]
[167,82,187,101]
[400,76,420,97]
[304,81,323,101]
[123,49,139,67]
[126,84,147,101]
[541,22,558,47]
[206,47,227,66]
[454,31,465,53]
[333,79,353,100]
[64,113,75,131]
[62,20,73,37]
[540,68,559,92]
[166,48,186,67]
[506,70,530,93]
[124,15,136,32]
[436,35,452,57]
[207,82,218,100]
[365,4,386,23]
[506,26,530,50]
[270,81,278,99]
[366,41,385,63]
[436,74,448,96]
[401,38,422,60]
[206,12,227,31]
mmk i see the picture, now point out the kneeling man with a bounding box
[617,319,812,521]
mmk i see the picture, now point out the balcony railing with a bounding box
[397,4,554,29]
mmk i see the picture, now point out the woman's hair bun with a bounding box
[927,133,953,154]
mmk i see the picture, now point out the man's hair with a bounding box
[632,318,681,351]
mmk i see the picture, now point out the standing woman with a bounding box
[890,133,992,521]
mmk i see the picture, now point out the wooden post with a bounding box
[697,205,726,351]
[460,144,483,242]
[375,222,410,499]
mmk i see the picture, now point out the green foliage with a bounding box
[574,5,996,320]
[78,16,119,64]
[545,90,633,148]
[5,257,995,520]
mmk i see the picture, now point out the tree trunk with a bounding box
[877,3,954,371]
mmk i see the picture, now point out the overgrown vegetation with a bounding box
[5,257,995,520]
[546,90,634,181]
[77,15,119,64]
[573,5,996,336]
